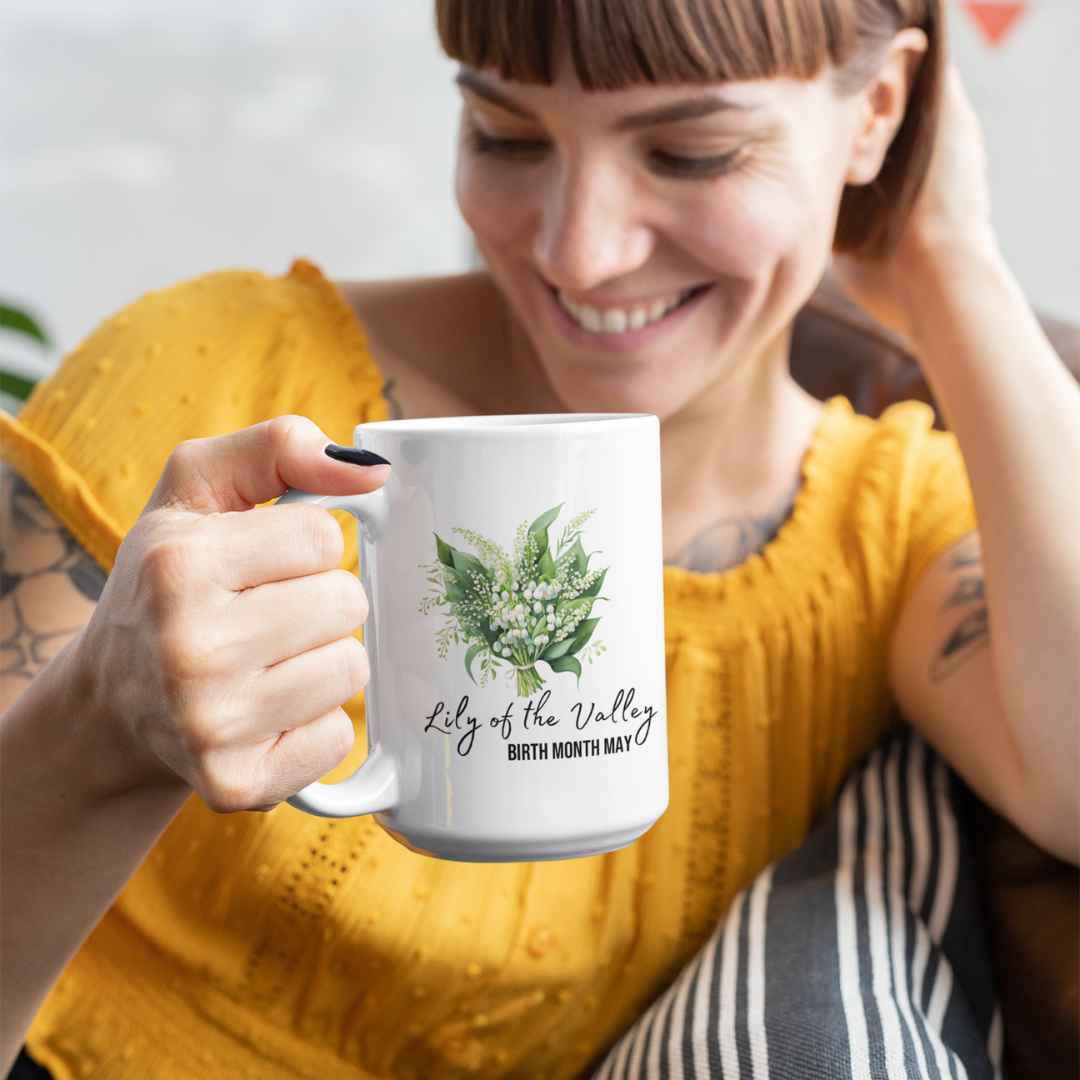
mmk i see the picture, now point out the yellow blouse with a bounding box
[0,259,977,1080]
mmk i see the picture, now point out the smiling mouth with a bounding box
[554,283,712,334]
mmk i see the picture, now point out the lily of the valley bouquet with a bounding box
[419,503,608,697]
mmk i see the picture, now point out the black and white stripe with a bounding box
[590,729,1002,1079]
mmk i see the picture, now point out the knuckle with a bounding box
[143,538,196,598]
[179,710,216,757]
[300,507,344,568]
[200,771,258,815]
[265,414,315,458]
[165,438,202,474]
[157,618,213,683]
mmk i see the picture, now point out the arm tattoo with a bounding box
[382,378,404,420]
[666,484,797,574]
[931,536,989,683]
[1,470,106,685]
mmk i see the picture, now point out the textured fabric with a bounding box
[589,728,1003,1080]
[0,260,978,1080]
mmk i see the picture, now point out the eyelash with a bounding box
[466,131,742,181]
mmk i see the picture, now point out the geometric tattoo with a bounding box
[1,468,106,687]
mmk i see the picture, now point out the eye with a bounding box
[649,148,742,180]
[467,130,549,161]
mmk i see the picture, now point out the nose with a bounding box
[531,158,654,294]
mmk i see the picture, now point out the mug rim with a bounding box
[355,412,656,438]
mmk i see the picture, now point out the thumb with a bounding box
[145,414,391,515]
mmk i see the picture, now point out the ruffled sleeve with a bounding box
[0,259,388,575]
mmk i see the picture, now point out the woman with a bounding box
[2,1,1077,1077]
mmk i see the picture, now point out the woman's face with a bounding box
[454,56,869,417]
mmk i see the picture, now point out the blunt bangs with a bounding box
[435,0,944,258]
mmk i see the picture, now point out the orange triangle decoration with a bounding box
[962,2,1028,47]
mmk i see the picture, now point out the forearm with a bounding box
[0,636,191,1073]
[906,241,1080,829]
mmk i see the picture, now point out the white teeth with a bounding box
[603,309,628,333]
[558,289,695,334]
[580,306,603,332]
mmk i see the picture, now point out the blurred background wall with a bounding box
[2,0,1077,387]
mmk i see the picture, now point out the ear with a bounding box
[845,28,928,186]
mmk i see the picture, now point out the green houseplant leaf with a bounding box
[0,303,50,346]
[0,371,37,403]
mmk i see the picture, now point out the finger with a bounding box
[242,636,369,741]
[198,707,357,812]
[206,503,352,590]
[254,707,357,807]
[145,414,390,516]
[222,569,368,670]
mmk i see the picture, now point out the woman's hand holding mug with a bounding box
[70,415,388,813]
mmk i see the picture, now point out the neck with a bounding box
[498,295,821,520]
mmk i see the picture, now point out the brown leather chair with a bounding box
[791,271,1080,1080]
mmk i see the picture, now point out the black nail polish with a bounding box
[324,443,391,467]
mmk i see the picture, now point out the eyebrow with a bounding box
[454,70,759,130]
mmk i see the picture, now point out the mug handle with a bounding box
[274,486,400,819]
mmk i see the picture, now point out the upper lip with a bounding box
[548,282,709,311]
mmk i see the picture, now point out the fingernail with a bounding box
[324,443,391,467]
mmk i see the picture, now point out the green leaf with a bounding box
[567,617,600,654]
[445,580,466,603]
[0,304,50,346]
[539,547,556,582]
[560,596,595,620]
[0,369,37,403]
[571,536,589,576]
[450,548,491,585]
[527,503,562,567]
[434,533,456,568]
[528,503,563,537]
[464,642,484,684]
[582,567,607,598]
[540,636,575,662]
[547,654,582,686]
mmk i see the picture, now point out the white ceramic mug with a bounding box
[277,413,668,862]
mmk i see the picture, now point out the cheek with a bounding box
[455,154,534,251]
[678,174,832,280]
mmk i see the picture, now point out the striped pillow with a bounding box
[591,729,1004,1080]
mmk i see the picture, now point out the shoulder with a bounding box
[335,271,509,417]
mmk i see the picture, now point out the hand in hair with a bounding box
[832,65,996,346]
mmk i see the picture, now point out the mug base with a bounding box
[383,816,661,863]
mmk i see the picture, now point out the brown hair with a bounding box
[435,0,945,257]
